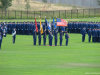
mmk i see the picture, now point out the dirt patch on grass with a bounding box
[57,63,100,68]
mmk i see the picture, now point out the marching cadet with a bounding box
[33,29,37,46]
[81,27,87,42]
[12,28,16,44]
[60,31,63,46]
[54,29,58,46]
[43,29,46,46]
[0,32,2,49]
[88,29,92,42]
[65,32,69,46]
[38,30,41,46]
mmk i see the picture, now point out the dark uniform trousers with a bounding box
[43,32,46,46]
[13,36,16,44]
[54,33,57,46]
[43,37,46,46]
[50,36,53,46]
[34,38,36,45]
[60,38,62,46]
[55,38,57,46]
[88,36,91,43]
[33,33,36,45]
[66,39,68,46]
[38,33,41,46]
[39,38,41,46]
[82,34,85,42]
[60,32,63,46]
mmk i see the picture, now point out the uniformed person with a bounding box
[88,29,92,42]
[65,32,69,46]
[38,30,41,46]
[12,28,16,44]
[81,27,87,42]
[60,31,63,46]
[43,30,46,46]
[33,29,37,45]
[0,32,3,49]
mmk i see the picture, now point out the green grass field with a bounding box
[0,17,100,22]
[0,34,100,75]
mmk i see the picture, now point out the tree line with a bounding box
[0,0,31,11]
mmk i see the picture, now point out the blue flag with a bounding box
[56,18,61,22]
[53,18,56,29]
[47,22,51,31]
[45,18,51,31]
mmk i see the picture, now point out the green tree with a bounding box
[0,0,12,10]
[42,0,47,3]
[97,0,100,5]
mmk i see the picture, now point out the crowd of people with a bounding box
[0,21,70,49]
[68,22,100,33]
[0,20,100,49]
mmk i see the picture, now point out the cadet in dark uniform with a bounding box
[81,27,87,42]
[12,28,16,44]
[0,32,3,49]
[88,29,92,42]
[33,29,37,45]
[60,31,63,46]
[43,30,46,46]
[65,32,69,46]
[38,30,41,46]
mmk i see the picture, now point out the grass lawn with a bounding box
[0,17,100,22]
[0,34,100,75]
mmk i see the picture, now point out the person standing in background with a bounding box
[12,28,16,44]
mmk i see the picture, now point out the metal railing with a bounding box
[0,8,100,19]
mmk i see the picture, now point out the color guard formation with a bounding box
[0,18,100,49]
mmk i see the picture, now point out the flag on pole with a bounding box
[47,22,51,31]
[45,18,51,31]
[53,18,56,29]
[45,18,48,26]
[35,18,38,32]
[40,18,43,34]
[56,18,68,27]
